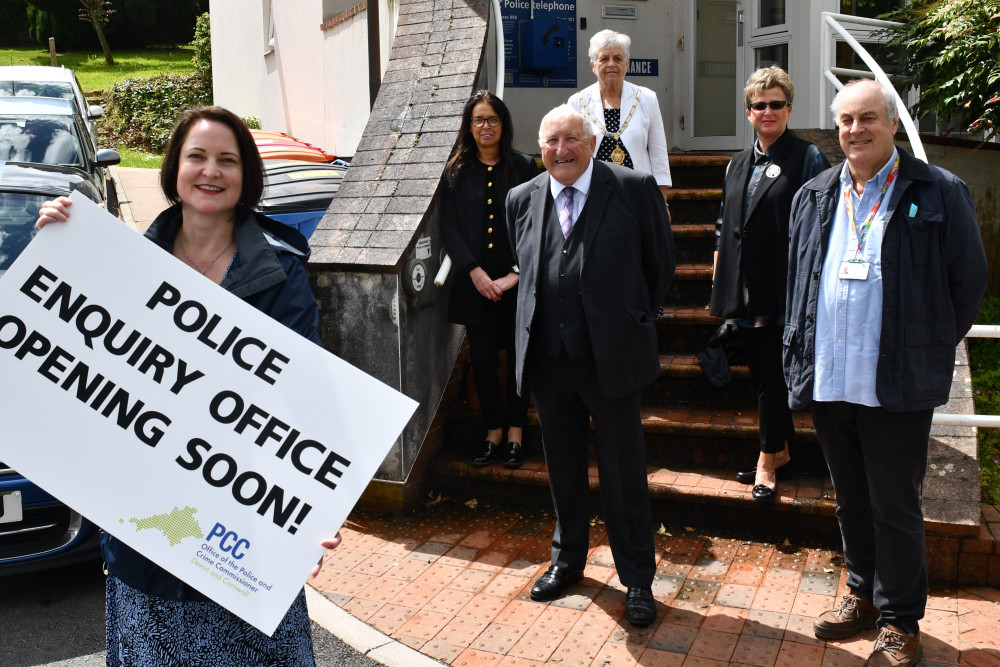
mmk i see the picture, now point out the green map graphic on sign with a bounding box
[124,506,204,547]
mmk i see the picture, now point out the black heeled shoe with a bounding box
[471,440,502,467]
[736,463,793,485]
[501,442,525,468]
[752,484,777,501]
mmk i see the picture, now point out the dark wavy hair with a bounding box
[160,106,264,221]
[444,90,516,187]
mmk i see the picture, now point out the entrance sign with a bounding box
[0,193,418,635]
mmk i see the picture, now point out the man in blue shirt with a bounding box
[784,79,987,666]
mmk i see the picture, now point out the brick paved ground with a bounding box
[310,503,1000,666]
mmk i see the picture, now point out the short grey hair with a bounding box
[831,79,899,124]
[588,29,631,62]
[538,104,595,145]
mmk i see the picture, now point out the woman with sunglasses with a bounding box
[709,66,830,501]
[441,90,539,467]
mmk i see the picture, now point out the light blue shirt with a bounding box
[813,148,899,407]
[549,158,594,226]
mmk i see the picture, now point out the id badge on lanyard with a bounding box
[840,158,898,281]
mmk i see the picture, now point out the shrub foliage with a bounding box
[104,11,211,152]
[878,0,1000,142]
[106,72,211,151]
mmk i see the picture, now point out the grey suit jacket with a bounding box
[506,159,675,399]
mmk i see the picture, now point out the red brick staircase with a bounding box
[424,153,996,583]
[427,153,840,541]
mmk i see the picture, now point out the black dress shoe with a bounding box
[501,441,525,468]
[737,464,792,485]
[471,441,501,467]
[625,587,657,626]
[529,565,584,601]
[752,483,777,501]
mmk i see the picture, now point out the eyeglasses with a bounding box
[471,116,502,128]
[748,100,790,111]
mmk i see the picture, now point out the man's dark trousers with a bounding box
[810,401,932,635]
[528,352,655,588]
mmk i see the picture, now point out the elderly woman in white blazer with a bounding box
[568,29,672,205]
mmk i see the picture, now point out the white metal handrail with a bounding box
[931,325,1000,427]
[819,11,927,163]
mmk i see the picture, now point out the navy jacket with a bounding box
[101,206,320,601]
[783,147,987,412]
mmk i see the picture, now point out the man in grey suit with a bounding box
[506,104,674,626]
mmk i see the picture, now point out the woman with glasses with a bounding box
[568,29,672,207]
[709,66,830,501]
[441,90,539,468]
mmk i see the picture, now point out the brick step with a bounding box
[426,449,842,543]
[667,263,714,306]
[446,403,825,472]
[672,223,716,264]
[646,353,755,408]
[666,188,722,223]
[667,153,730,190]
[657,305,724,352]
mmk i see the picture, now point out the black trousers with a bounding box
[527,353,655,588]
[740,323,794,454]
[811,401,932,635]
[466,297,528,432]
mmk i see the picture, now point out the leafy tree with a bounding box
[78,0,114,64]
[878,0,1000,143]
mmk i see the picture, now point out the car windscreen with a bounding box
[0,114,84,168]
[0,81,75,101]
[0,192,41,278]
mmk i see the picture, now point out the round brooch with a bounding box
[765,164,781,178]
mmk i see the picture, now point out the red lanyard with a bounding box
[842,157,899,255]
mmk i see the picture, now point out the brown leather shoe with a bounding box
[865,625,922,666]
[814,593,880,639]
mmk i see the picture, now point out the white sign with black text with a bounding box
[0,193,417,635]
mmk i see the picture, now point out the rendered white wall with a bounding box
[210,0,398,157]
[209,0,267,119]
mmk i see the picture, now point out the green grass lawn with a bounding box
[115,145,164,169]
[0,46,195,93]
[1,45,193,165]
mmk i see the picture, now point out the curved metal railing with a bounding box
[819,12,927,163]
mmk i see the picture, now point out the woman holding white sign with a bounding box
[37,106,342,666]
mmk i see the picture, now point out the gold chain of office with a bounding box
[582,88,641,165]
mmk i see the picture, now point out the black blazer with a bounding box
[710,130,829,319]
[506,159,675,399]
[440,152,539,325]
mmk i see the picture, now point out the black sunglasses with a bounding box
[748,100,790,111]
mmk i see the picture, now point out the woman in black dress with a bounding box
[441,90,539,468]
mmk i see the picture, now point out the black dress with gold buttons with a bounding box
[441,152,539,432]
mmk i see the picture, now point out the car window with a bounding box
[4,81,75,101]
[0,193,41,276]
[0,82,12,95]
[0,115,83,168]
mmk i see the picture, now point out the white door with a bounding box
[677,0,744,151]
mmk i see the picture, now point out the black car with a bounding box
[0,161,102,573]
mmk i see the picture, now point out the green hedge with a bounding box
[106,73,212,152]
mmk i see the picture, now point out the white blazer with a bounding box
[568,80,672,186]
